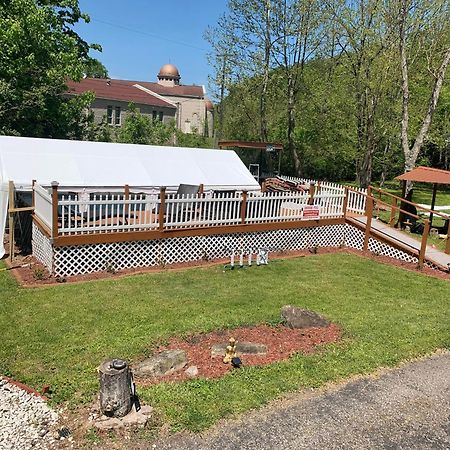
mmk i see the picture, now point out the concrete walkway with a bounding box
[155,352,450,450]
[352,216,450,270]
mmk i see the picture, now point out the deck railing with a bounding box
[33,183,353,237]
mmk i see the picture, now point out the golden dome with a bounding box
[158,63,180,80]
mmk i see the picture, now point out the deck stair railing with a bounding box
[346,186,434,267]
[369,186,450,255]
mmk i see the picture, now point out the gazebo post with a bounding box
[429,182,438,226]
[398,179,407,227]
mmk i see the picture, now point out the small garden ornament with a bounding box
[223,337,237,364]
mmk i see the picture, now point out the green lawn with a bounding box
[1,253,449,432]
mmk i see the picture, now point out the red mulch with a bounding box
[4,243,450,288]
[135,323,342,385]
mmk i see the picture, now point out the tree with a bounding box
[0,0,100,138]
[116,104,172,145]
[83,58,109,79]
[393,0,450,182]
[206,1,274,145]
[271,0,326,176]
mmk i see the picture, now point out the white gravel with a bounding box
[0,378,58,450]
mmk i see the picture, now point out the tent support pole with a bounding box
[8,181,15,263]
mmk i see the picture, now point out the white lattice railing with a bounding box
[34,184,53,232]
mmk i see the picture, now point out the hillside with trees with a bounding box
[207,0,450,186]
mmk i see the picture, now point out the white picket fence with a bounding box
[34,181,368,236]
[346,187,367,215]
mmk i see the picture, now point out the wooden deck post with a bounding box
[308,182,315,205]
[124,184,130,219]
[429,182,438,226]
[51,181,59,240]
[159,187,166,231]
[445,219,450,255]
[363,194,374,251]
[343,187,349,219]
[389,196,397,227]
[199,184,204,195]
[418,220,430,269]
[240,191,248,224]
[8,181,15,263]
[31,179,36,211]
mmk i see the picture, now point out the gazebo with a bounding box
[395,166,450,225]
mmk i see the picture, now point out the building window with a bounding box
[115,106,121,126]
[152,110,157,121]
[158,111,164,122]
[107,106,113,125]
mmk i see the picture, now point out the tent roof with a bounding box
[0,136,260,191]
[395,166,450,185]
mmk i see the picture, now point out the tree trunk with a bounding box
[407,45,450,169]
[287,78,301,176]
[399,0,410,164]
[99,359,132,418]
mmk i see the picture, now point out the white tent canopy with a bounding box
[0,135,260,258]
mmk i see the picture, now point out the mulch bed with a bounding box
[3,236,450,287]
[135,323,342,385]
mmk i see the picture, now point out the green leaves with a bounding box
[0,0,99,138]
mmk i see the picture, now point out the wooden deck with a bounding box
[350,216,450,270]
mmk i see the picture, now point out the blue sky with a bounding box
[75,1,228,90]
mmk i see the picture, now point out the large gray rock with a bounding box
[134,350,187,377]
[281,305,330,329]
[211,342,267,357]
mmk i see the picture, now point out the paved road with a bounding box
[155,352,450,450]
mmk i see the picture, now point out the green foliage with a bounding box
[1,254,450,432]
[174,127,214,149]
[0,0,98,138]
[211,1,450,183]
[83,58,108,79]
[116,103,172,145]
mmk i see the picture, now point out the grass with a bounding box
[1,253,449,432]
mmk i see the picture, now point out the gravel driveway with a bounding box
[0,379,58,450]
[154,351,450,450]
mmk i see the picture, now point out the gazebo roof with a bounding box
[395,166,450,185]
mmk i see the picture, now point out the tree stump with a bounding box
[99,359,132,418]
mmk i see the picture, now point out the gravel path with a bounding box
[154,351,450,450]
[0,378,58,450]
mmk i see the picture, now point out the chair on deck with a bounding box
[165,184,201,224]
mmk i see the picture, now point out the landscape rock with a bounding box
[185,366,199,378]
[93,405,154,430]
[134,350,187,377]
[121,409,149,427]
[94,417,124,431]
[211,342,267,357]
[281,305,330,329]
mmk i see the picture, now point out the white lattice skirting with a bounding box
[32,223,425,277]
[32,223,53,273]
